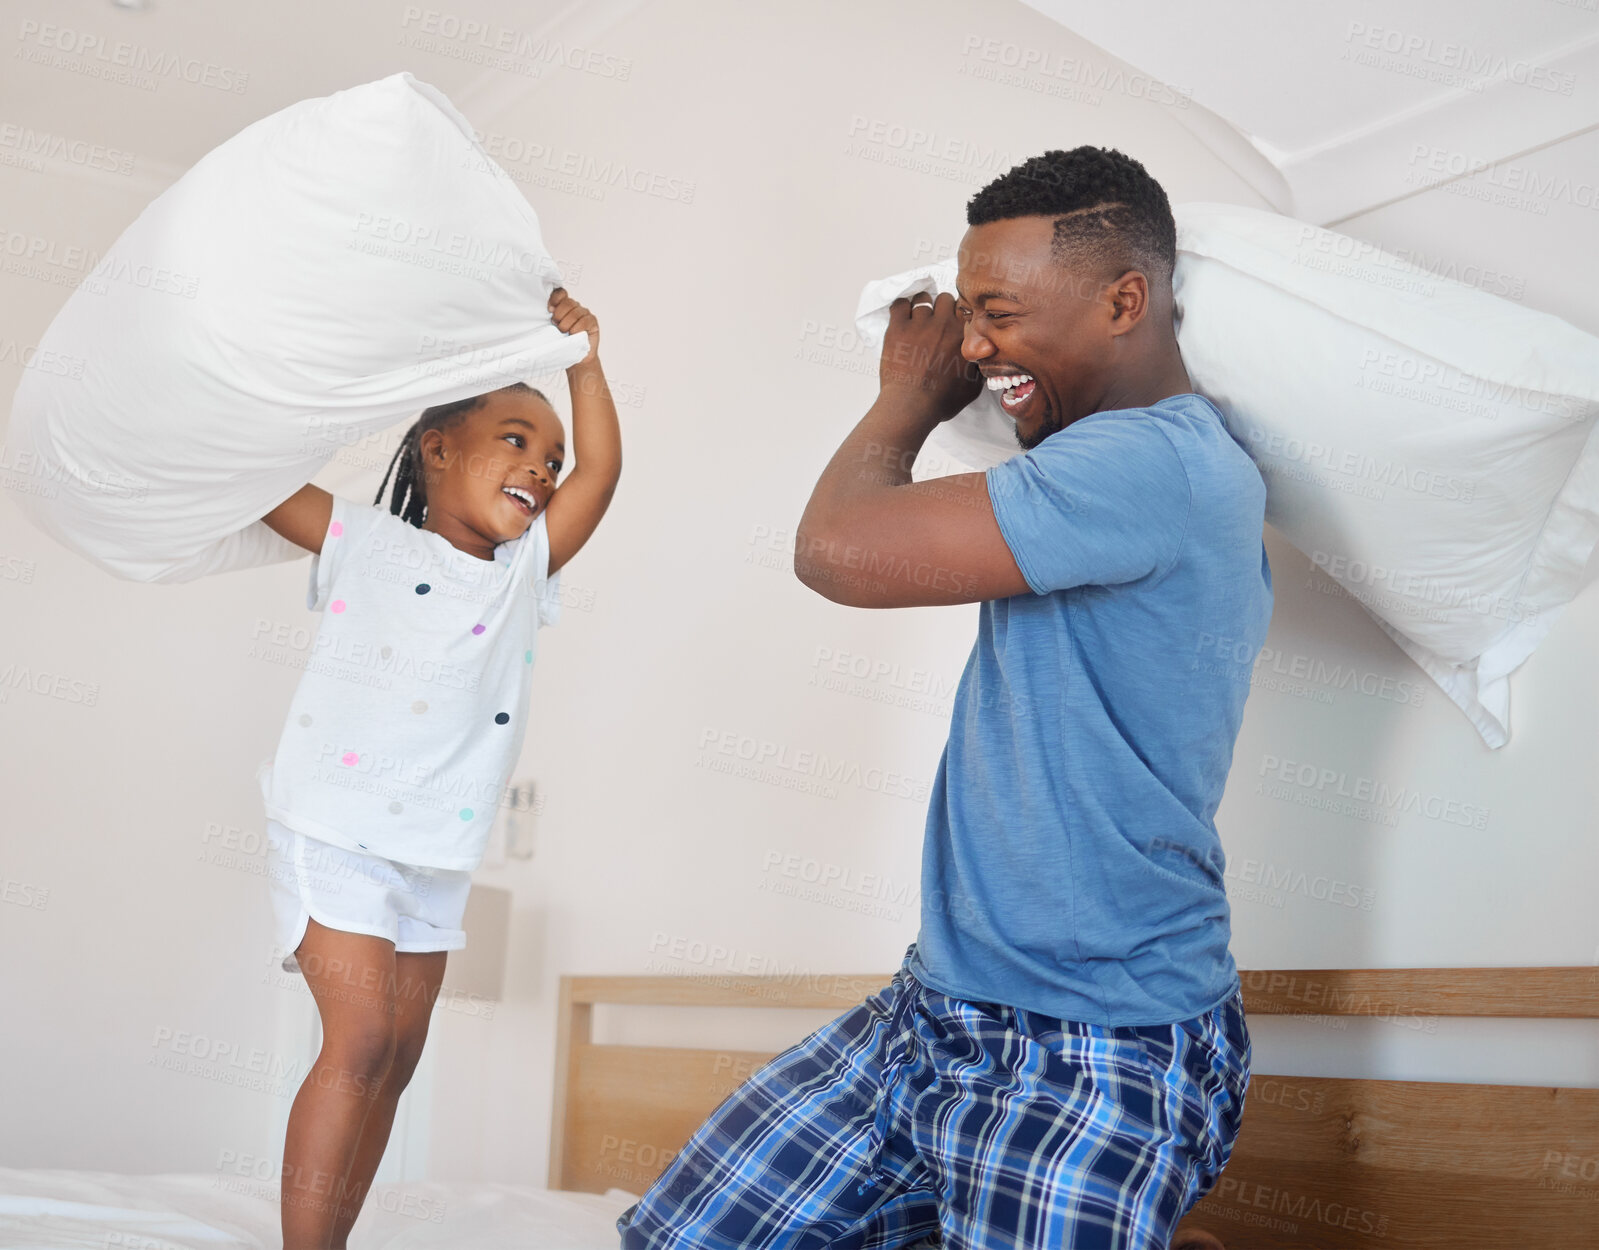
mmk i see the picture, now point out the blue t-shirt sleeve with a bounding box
[985,415,1191,593]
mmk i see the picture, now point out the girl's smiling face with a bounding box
[417,386,566,560]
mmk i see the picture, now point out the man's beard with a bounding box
[1015,408,1064,451]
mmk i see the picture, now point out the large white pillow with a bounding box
[855,202,1599,748]
[3,71,589,584]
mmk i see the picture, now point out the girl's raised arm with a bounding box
[543,289,621,576]
[261,483,335,554]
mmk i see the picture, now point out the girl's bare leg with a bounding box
[280,918,398,1250]
[326,948,449,1250]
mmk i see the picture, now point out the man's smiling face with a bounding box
[955,215,1121,450]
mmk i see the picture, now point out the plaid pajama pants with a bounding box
[616,944,1249,1250]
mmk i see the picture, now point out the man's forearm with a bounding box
[794,292,995,605]
[798,390,943,538]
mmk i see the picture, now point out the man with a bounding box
[616,146,1273,1248]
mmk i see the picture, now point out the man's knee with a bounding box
[616,1197,688,1250]
[615,1202,649,1249]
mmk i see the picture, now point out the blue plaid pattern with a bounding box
[616,944,1249,1249]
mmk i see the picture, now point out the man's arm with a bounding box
[542,290,621,577]
[794,293,1030,608]
[260,482,334,554]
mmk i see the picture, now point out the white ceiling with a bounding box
[10,0,1595,228]
[0,0,646,195]
[1018,0,1599,223]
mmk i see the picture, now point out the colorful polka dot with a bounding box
[329,521,343,537]
[298,713,312,727]
[340,751,358,766]
[330,599,345,613]
[388,801,403,815]
[494,712,510,724]
[412,700,428,714]
[471,623,486,635]
[524,649,532,663]
[416,583,431,595]
[458,808,474,821]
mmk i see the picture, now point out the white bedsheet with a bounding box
[0,1166,637,1248]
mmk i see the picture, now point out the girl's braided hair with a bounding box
[374,382,550,526]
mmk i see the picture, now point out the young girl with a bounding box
[255,288,619,1250]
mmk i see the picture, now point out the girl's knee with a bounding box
[319,1020,398,1085]
[388,1037,425,1088]
[386,1013,439,1092]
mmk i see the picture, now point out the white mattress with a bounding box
[0,1166,639,1248]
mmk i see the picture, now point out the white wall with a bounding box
[1,0,1595,1186]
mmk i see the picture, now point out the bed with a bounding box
[0,1165,638,1247]
[548,966,1599,1250]
[3,966,1592,1248]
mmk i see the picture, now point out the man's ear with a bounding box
[1107,271,1149,332]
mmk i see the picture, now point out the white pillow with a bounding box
[855,202,1599,748]
[3,71,589,584]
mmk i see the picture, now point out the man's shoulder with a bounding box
[1036,396,1208,456]
[1019,405,1192,496]
[1111,392,1221,444]
[1132,395,1262,491]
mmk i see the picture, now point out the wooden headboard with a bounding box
[548,968,1599,1248]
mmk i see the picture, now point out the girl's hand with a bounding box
[548,287,599,366]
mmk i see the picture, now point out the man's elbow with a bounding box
[793,559,843,603]
[792,526,830,594]
[792,525,858,605]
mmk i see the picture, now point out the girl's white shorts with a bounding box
[265,818,472,975]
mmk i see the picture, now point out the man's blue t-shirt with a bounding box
[909,392,1273,1027]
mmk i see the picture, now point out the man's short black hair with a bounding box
[966,147,1176,292]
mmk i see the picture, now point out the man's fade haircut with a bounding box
[374,382,551,527]
[966,147,1177,296]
